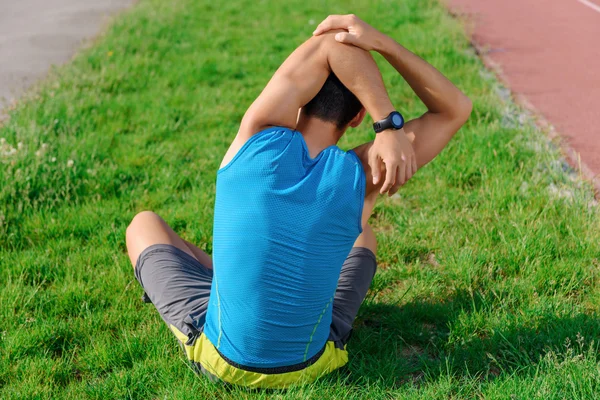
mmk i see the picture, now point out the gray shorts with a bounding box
[134,244,377,350]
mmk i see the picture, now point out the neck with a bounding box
[295,116,342,158]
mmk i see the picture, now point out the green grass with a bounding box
[1,0,599,398]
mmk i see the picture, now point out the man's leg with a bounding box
[352,223,377,254]
[329,224,378,346]
[126,210,212,269]
[125,210,213,346]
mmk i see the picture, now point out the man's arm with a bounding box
[314,15,473,190]
[222,31,415,194]
[237,33,393,138]
[379,33,473,169]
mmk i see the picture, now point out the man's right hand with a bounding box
[313,14,389,53]
[315,14,416,196]
[317,11,473,196]
[369,128,417,195]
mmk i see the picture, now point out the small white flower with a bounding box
[51,157,56,162]
[35,150,41,157]
[41,143,48,149]
[67,159,74,168]
[17,142,23,149]
[0,138,5,145]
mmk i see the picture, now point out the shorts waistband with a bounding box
[214,343,327,374]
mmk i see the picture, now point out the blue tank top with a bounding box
[204,126,365,368]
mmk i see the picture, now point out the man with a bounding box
[125,15,471,388]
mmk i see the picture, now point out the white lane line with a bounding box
[578,0,600,13]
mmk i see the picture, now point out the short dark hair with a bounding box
[302,73,363,129]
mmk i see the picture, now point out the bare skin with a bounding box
[126,15,471,269]
[126,211,213,269]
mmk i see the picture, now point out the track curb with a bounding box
[447,7,600,199]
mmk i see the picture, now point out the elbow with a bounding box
[453,94,472,125]
[463,95,473,120]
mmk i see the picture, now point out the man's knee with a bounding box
[126,211,161,240]
[126,211,165,269]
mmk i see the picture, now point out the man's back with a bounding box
[204,126,365,368]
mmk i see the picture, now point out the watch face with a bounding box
[392,113,403,128]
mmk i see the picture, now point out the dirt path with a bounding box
[447,0,600,190]
[0,0,134,105]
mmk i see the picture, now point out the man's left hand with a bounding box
[369,129,417,196]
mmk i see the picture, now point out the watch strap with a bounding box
[373,111,404,133]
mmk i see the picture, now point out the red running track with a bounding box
[446,0,600,189]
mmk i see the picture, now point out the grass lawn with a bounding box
[1,0,600,398]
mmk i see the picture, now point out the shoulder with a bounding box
[220,126,295,169]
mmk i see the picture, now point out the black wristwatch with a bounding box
[373,111,405,133]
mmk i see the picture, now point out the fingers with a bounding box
[399,161,407,188]
[380,159,397,194]
[368,151,381,185]
[387,153,417,196]
[389,157,408,196]
[313,14,353,35]
[389,166,402,196]
[411,157,418,179]
[334,32,357,45]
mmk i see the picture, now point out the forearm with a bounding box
[376,36,471,119]
[312,14,468,194]
[324,36,395,121]
[240,38,330,133]
[241,32,396,135]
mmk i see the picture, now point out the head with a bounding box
[301,73,366,134]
